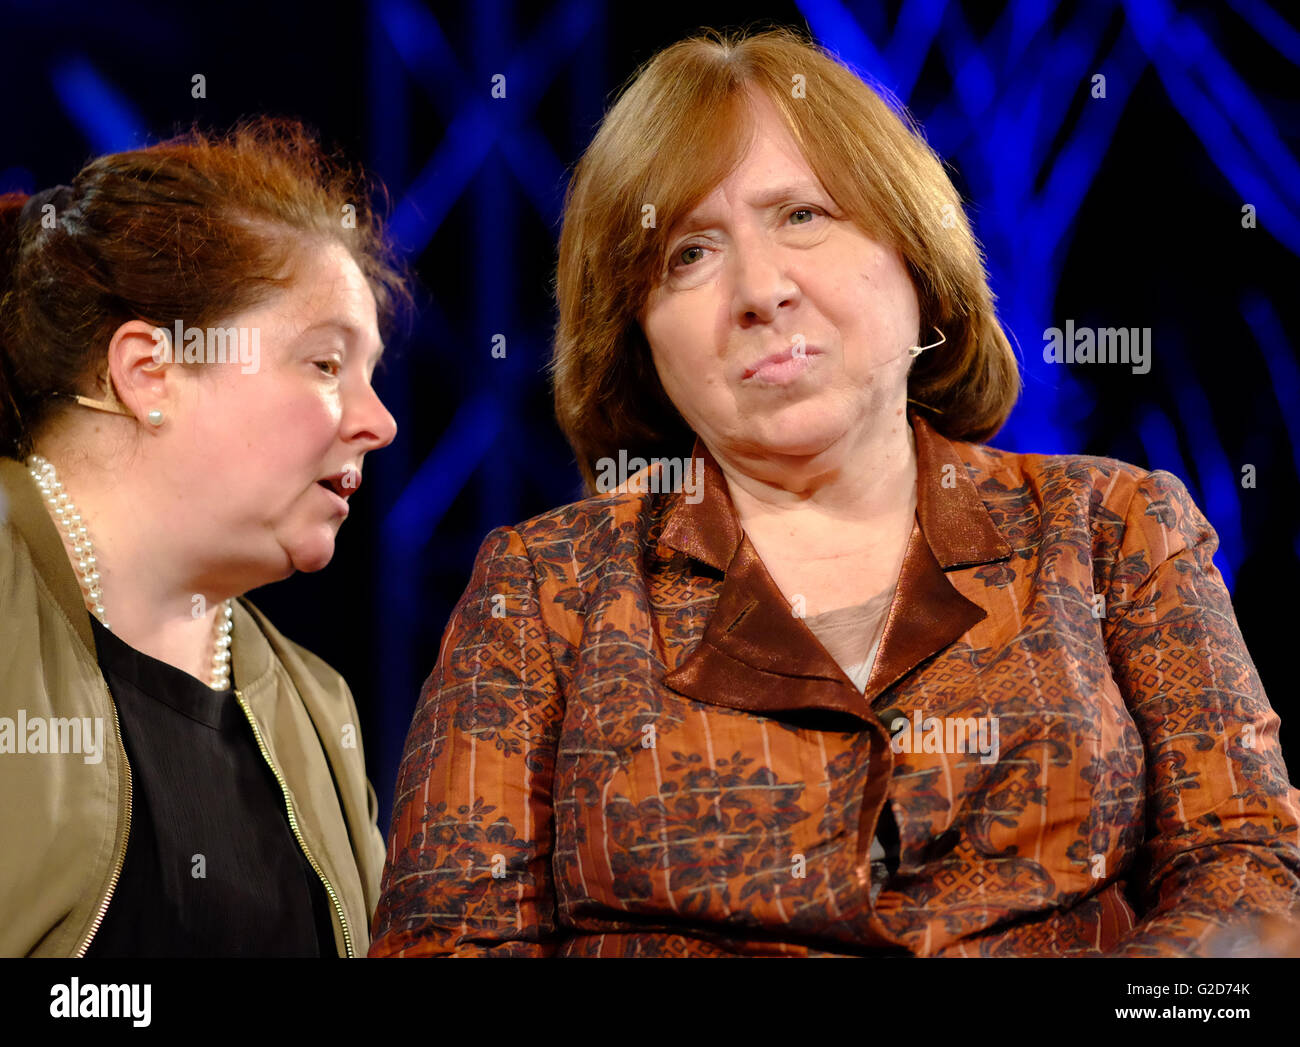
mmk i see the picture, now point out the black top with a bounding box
[84,614,338,957]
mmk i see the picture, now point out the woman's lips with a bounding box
[317,480,351,516]
[741,347,822,384]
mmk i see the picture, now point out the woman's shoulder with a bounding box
[481,480,668,555]
[956,433,1192,516]
[952,433,1218,564]
[449,480,676,607]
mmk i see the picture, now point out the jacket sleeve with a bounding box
[1101,469,1300,955]
[369,526,565,956]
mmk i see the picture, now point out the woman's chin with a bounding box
[742,414,851,460]
[286,531,338,574]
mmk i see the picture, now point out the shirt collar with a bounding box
[657,406,1011,571]
[654,407,1013,724]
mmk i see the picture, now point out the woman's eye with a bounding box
[674,245,705,268]
[668,214,817,274]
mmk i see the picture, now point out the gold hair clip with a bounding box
[906,397,944,414]
[71,393,135,418]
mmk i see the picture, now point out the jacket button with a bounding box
[877,707,906,733]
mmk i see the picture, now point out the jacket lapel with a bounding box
[659,409,1012,722]
[0,457,97,655]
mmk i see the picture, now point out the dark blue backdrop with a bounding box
[2,0,1297,835]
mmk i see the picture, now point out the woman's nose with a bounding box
[729,234,798,325]
[347,382,398,449]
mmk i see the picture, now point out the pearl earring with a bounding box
[908,328,947,358]
[147,409,164,426]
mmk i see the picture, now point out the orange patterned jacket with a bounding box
[370,408,1300,956]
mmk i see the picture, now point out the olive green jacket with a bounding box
[0,457,386,957]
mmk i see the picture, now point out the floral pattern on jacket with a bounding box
[370,409,1300,956]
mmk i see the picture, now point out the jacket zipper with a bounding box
[235,688,355,957]
[75,681,132,957]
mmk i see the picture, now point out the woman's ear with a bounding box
[104,320,175,424]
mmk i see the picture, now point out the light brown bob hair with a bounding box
[551,26,1020,494]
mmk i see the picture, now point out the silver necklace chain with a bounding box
[26,454,234,690]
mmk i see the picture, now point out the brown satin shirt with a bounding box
[371,408,1300,956]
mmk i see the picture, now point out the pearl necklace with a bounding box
[26,454,234,690]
